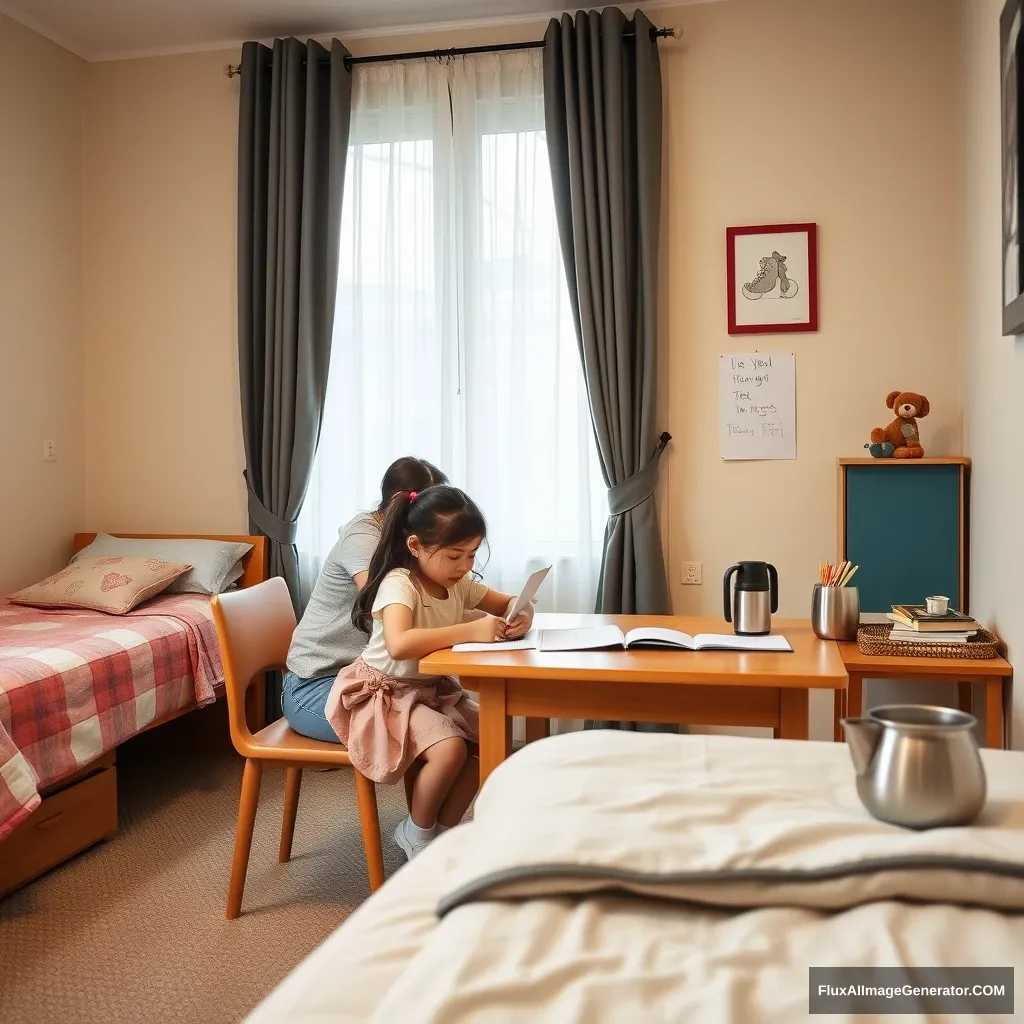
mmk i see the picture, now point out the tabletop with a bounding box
[838,640,1012,677]
[420,613,847,689]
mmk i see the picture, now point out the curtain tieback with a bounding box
[244,473,299,545]
[606,432,672,516]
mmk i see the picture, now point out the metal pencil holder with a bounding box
[811,583,860,641]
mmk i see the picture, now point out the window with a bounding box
[297,51,605,612]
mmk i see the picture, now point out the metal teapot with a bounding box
[723,561,778,636]
[841,705,987,829]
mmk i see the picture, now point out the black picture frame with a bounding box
[1001,0,1024,335]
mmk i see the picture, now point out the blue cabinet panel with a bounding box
[844,464,962,613]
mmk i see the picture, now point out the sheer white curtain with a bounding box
[297,50,605,619]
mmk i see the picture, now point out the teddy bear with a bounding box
[866,390,929,458]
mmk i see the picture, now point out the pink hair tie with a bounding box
[408,491,418,502]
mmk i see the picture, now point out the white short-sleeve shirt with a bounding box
[362,568,488,679]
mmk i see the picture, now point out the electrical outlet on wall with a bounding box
[681,561,702,585]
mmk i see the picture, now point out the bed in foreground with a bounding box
[246,730,1024,1023]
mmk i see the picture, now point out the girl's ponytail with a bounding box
[352,491,415,634]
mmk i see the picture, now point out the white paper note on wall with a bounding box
[719,353,796,461]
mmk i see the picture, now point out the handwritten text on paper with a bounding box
[719,353,796,460]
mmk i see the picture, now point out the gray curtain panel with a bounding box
[543,11,674,733]
[237,37,351,610]
[238,38,351,720]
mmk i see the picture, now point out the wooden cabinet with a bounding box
[837,458,970,613]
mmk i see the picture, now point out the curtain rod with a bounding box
[224,25,681,78]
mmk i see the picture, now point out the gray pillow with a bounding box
[72,535,253,595]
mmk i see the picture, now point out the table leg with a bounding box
[848,675,864,718]
[833,689,845,742]
[778,689,809,740]
[956,682,973,714]
[478,679,512,786]
[524,718,551,745]
[1006,679,1013,749]
[984,677,1004,750]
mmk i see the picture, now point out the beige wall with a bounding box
[82,51,246,534]
[0,16,85,592]
[658,0,963,737]
[659,0,962,616]
[78,0,965,737]
[962,0,1024,747]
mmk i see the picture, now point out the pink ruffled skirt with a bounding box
[324,658,479,784]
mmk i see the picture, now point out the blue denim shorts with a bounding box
[281,671,341,744]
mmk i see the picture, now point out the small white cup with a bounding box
[926,595,949,615]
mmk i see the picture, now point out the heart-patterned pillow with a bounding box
[100,572,132,592]
[39,566,77,587]
[9,556,193,615]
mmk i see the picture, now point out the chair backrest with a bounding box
[211,577,296,751]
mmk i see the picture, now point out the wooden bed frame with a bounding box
[71,534,270,734]
[0,533,268,898]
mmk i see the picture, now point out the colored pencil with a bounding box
[818,560,858,587]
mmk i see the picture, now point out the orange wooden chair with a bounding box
[211,576,385,919]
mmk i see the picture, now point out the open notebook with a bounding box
[453,625,792,654]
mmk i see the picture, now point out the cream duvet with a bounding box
[247,731,1024,1023]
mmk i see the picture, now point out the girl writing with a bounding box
[325,485,533,860]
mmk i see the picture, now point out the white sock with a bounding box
[435,822,449,833]
[405,816,436,847]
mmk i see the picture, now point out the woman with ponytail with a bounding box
[325,485,533,861]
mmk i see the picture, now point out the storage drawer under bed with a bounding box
[0,759,118,897]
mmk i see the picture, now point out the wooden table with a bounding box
[836,642,1013,749]
[421,613,848,785]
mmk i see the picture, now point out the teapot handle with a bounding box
[723,564,741,622]
[767,563,779,614]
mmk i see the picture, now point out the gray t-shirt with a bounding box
[286,512,380,679]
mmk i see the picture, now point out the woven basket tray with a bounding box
[856,623,1000,660]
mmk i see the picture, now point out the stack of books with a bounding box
[886,604,979,644]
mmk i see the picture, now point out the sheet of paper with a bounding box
[504,566,551,624]
[693,633,792,651]
[623,627,696,648]
[719,353,796,461]
[538,625,625,652]
[452,630,539,653]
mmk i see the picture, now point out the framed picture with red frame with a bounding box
[726,223,818,335]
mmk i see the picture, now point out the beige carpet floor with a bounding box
[0,703,410,1024]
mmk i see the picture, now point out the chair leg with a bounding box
[353,770,385,892]
[279,766,302,863]
[227,758,263,920]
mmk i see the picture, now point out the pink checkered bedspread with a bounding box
[0,593,223,841]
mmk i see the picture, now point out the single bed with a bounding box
[246,730,1024,1023]
[0,533,266,896]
